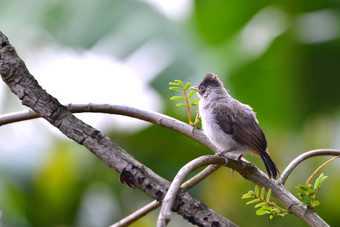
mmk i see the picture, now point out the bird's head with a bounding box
[191,73,225,99]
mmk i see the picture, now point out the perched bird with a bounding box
[191,73,279,179]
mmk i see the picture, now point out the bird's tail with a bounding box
[260,152,279,179]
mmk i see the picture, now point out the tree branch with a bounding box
[111,163,222,226]
[0,103,217,151]
[157,155,227,227]
[278,149,340,185]
[0,31,232,226]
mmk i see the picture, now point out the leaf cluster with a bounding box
[169,79,200,126]
[169,80,199,107]
[295,173,328,208]
[242,185,288,219]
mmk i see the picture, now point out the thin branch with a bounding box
[110,164,222,227]
[0,104,217,152]
[0,109,38,125]
[277,149,340,185]
[181,164,221,189]
[111,200,159,227]
[305,155,340,186]
[157,156,227,227]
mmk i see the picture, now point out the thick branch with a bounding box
[0,31,232,226]
[111,163,222,226]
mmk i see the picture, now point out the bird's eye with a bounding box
[199,85,206,92]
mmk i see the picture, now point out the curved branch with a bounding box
[157,156,226,227]
[278,149,340,185]
[0,104,217,152]
[111,163,222,227]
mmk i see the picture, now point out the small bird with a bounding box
[191,73,279,179]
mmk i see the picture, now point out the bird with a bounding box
[191,73,279,179]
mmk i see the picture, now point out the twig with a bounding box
[157,155,230,227]
[111,200,159,227]
[252,193,286,212]
[181,84,193,125]
[110,164,222,227]
[277,149,340,185]
[305,155,340,186]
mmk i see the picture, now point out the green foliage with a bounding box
[243,173,328,221]
[169,80,199,107]
[242,185,288,219]
[295,173,328,208]
[169,79,200,126]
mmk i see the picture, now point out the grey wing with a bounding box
[214,105,267,153]
[213,105,233,134]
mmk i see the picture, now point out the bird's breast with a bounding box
[200,107,235,150]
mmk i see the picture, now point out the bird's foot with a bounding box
[215,152,229,165]
[237,155,247,167]
[215,147,237,166]
[231,155,246,175]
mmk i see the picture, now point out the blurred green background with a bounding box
[0,0,340,226]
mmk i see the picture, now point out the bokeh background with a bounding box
[0,0,340,226]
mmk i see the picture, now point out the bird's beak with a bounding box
[190,86,199,92]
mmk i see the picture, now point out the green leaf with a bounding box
[255,185,259,196]
[255,202,267,208]
[312,200,320,207]
[242,193,254,199]
[174,80,183,86]
[183,82,191,91]
[301,194,311,205]
[266,189,272,202]
[309,190,316,196]
[295,185,310,193]
[261,187,265,199]
[176,103,187,107]
[246,199,260,205]
[169,87,183,91]
[314,173,328,189]
[256,207,270,215]
[187,90,197,99]
[189,98,200,106]
[169,82,180,86]
[170,96,186,100]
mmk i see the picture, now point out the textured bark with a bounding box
[0,31,237,226]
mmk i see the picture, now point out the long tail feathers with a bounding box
[260,152,279,179]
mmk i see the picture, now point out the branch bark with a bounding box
[111,163,222,227]
[157,155,226,227]
[0,31,233,226]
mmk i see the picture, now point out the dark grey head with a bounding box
[191,73,224,99]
